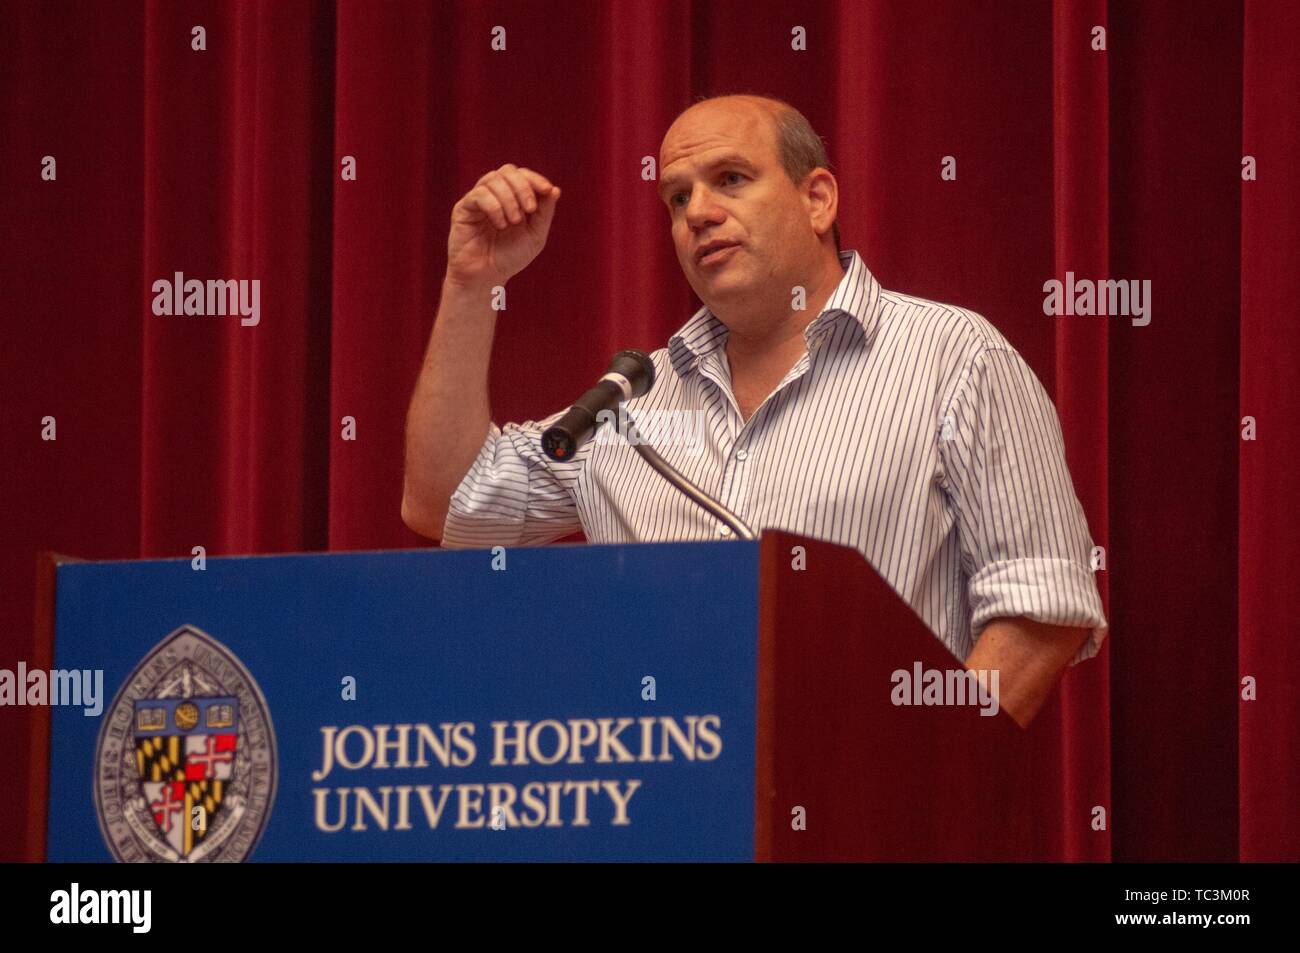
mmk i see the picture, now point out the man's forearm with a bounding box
[965,617,1092,727]
[401,276,501,538]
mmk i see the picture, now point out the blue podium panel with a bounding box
[46,541,759,862]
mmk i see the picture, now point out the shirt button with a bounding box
[735,449,748,461]
[718,525,732,537]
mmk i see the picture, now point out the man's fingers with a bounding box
[499,166,558,216]
[467,185,510,229]
[480,176,524,225]
[499,168,539,215]
[462,167,557,231]
[482,165,554,192]
[505,166,555,197]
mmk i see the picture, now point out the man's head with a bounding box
[658,94,840,322]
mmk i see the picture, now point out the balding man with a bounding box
[402,94,1107,727]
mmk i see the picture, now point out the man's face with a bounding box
[658,100,815,316]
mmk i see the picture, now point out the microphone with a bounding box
[541,350,655,461]
[539,348,755,540]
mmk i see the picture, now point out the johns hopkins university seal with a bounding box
[94,625,277,862]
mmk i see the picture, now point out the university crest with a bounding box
[94,625,276,862]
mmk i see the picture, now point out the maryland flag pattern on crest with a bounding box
[134,697,238,858]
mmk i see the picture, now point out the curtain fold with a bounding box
[1239,0,1300,863]
[1046,0,1110,864]
[1107,0,1244,862]
[1,0,1295,861]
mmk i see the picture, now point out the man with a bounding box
[402,94,1107,728]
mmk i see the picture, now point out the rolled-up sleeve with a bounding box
[938,346,1108,664]
[440,408,585,549]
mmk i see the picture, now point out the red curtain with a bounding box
[1,0,1295,861]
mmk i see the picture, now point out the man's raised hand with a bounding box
[445,164,561,291]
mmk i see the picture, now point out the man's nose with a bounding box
[683,185,725,228]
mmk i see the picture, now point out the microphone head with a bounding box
[540,426,576,462]
[607,350,655,399]
[539,350,656,462]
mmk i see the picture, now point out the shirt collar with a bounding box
[668,249,882,377]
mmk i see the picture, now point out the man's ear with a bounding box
[805,169,838,240]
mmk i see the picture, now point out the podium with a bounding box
[32,531,1028,862]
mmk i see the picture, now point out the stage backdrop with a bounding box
[1,0,1296,861]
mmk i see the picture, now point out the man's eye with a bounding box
[669,172,744,207]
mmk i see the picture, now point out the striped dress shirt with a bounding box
[442,249,1108,664]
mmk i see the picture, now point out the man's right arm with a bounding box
[400,277,499,540]
[401,163,561,541]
